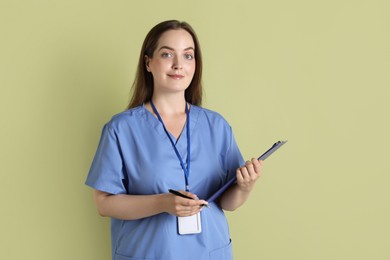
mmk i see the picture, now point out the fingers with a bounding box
[169,192,208,217]
[253,158,263,175]
[180,190,199,200]
[237,158,262,181]
[174,200,204,217]
[236,158,263,192]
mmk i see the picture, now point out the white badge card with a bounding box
[178,212,202,235]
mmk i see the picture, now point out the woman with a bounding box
[86,20,263,260]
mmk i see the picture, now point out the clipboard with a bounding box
[206,140,287,203]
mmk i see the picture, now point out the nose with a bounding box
[172,56,182,70]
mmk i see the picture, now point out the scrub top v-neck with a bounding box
[86,104,244,260]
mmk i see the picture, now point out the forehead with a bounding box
[156,29,195,50]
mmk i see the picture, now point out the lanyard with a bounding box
[150,100,191,191]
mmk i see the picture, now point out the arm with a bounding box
[219,158,263,211]
[93,190,208,220]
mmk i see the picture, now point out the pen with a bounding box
[168,189,210,208]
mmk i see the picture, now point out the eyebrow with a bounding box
[158,46,195,52]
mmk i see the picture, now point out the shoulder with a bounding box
[194,105,229,122]
[105,105,145,130]
[192,105,232,130]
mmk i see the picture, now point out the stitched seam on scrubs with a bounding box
[224,125,234,182]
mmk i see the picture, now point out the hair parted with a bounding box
[127,20,203,109]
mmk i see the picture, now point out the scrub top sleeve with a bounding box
[225,126,245,182]
[85,124,127,195]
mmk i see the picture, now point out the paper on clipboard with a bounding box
[206,140,287,203]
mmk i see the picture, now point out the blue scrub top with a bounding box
[86,104,244,260]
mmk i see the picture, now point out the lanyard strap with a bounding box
[150,100,191,191]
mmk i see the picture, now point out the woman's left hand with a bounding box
[236,158,263,192]
[219,158,263,211]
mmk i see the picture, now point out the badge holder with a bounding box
[178,212,202,235]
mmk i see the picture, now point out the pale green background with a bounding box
[1,0,389,259]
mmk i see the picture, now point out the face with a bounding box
[145,29,196,95]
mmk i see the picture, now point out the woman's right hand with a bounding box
[163,190,208,217]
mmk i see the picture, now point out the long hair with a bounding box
[127,20,203,109]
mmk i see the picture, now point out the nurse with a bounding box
[86,20,263,260]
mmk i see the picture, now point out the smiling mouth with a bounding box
[168,74,184,79]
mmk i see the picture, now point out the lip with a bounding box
[168,74,184,80]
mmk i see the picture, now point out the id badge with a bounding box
[178,212,202,235]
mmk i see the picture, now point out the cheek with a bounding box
[157,59,169,66]
[187,62,196,75]
[150,59,168,71]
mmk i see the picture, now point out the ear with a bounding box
[144,55,151,72]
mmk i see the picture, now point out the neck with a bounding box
[150,93,187,116]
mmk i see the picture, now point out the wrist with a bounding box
[157,193,171,214]
[236,183,254,193]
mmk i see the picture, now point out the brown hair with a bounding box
[127,20,203,109]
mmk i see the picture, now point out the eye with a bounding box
[185,53,194,60]
[161,52,173,58]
